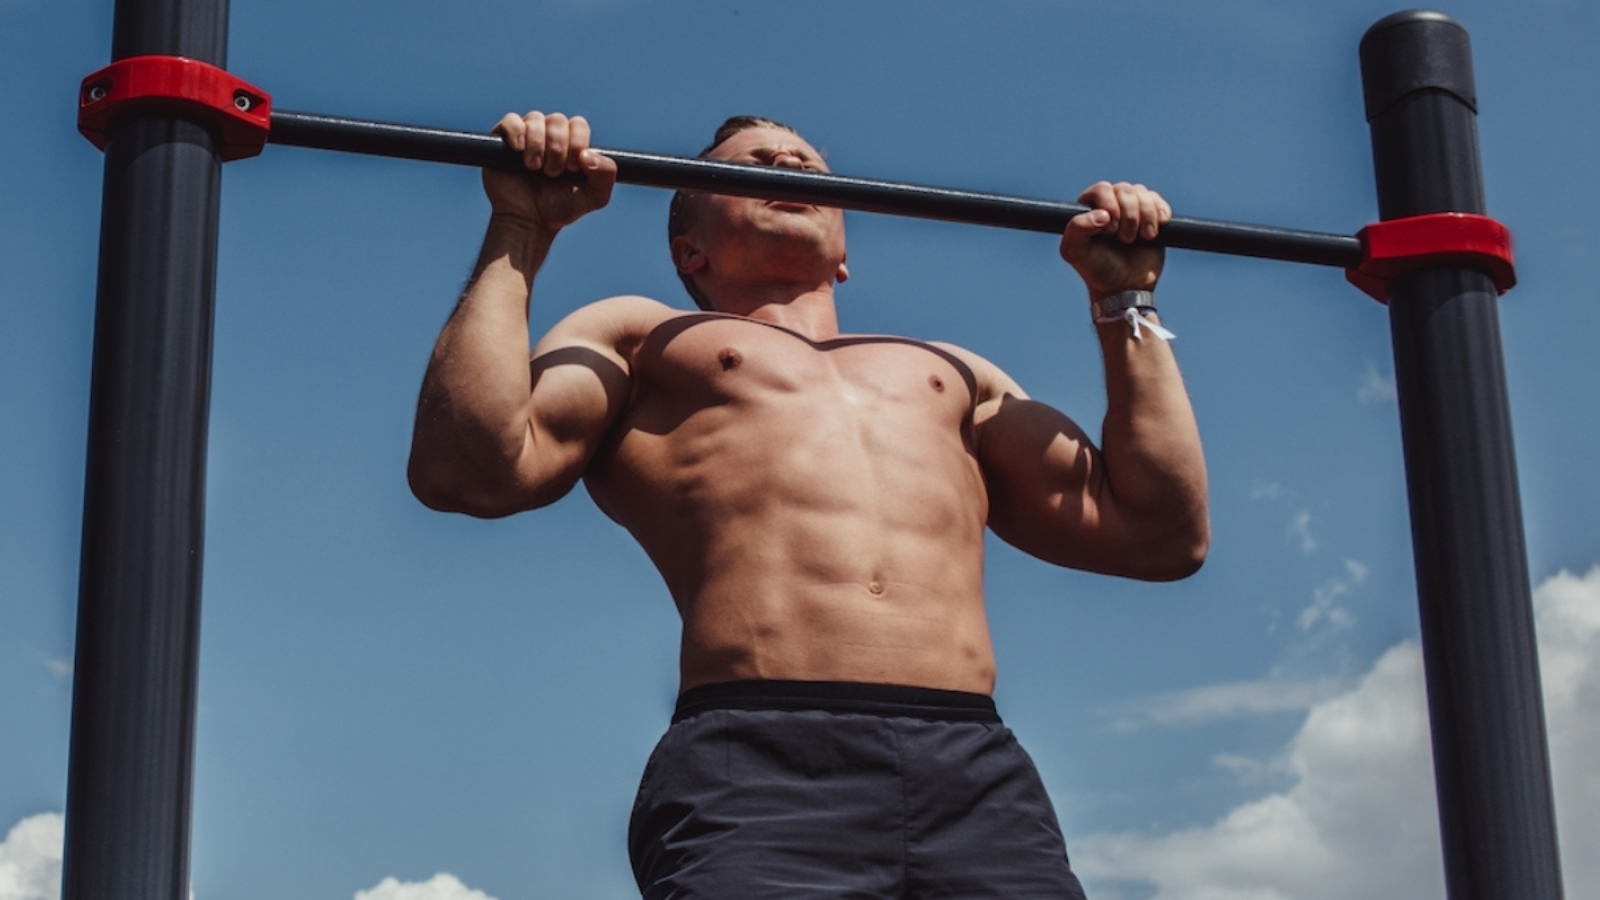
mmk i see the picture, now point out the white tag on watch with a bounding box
[1094,291,1173,341]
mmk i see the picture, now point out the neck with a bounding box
[707,278,841,340]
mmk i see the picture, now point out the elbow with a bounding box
[1105,505,1207,581]
[407,454,478,515]
[407,449,570,518]
[407,453,520,519]
[1144,533,1208,581]
[1140,518,1210,582]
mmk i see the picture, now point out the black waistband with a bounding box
[672,679,1000,724]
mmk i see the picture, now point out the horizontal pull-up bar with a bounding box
[268,110,1365,270]
[73,57,1514,291]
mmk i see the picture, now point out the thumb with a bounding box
[580,150,618,205]
[1059,208,1111,263]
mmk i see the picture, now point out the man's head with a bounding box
[668,117,847,312]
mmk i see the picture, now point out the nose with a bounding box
[773,150,805,169]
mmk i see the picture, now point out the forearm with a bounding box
[1095,310,1209,565]
[410,215,556,500]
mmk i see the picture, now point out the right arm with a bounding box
[407,112,637,517]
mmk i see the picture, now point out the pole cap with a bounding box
[1359,10,1476,121]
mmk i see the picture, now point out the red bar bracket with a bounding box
[1346,212,1516,303]
[78,56,271,161]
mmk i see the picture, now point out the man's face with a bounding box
[677,126,848,291]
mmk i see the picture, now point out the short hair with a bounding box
[668,116,800,311]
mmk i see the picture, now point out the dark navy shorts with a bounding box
[628,680,1088,899]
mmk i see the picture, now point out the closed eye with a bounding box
[748,147,828,171]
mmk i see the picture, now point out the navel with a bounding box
[928,374,945,392]
[868,581,885,596]
[718,348,744,371]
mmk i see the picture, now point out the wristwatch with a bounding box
[1095,289,1157,320]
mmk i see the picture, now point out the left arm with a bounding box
[970,182,1209,581]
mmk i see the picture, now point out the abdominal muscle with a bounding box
[584,329,1000,696]
[673,500,997,695]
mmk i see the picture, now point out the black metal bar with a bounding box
[268,109,1364,269]
[1361,11,1564,900]
[63,0,228,898]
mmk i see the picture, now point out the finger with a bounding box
[1114,182,1142,243]
[493,113,526,151]
[1156,193,1173,226]
[1137,186,1161,240]
[522,111,546,172]
[567,116,592,173]
[543,113,570,178]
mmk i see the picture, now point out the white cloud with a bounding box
[1285,512,1318,553]
[1358,361,1396,404]
[1536,568,1600,896]
[1249,481,1284,502]
[0,813,62,900]
[355,873,499,900]
[1103,678,1344,734]
[1210,753,1292,786]
[1073,566,1600,900]
[0,813,498,900]
[43,658,71,680]
[1296,559,1366,634]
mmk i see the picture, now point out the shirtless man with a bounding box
[408,111,1208,899]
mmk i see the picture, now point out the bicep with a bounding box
[976,394,1119,569]
[507,298,656,508]
[934,341,1131,569]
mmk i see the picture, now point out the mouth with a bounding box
[764,199,818,212]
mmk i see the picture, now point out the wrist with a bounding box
[487,212,562,258]
[476,213,560,279]
[492,209,560,236]
[1093,289,1157,320]
[1092,290,1173,343]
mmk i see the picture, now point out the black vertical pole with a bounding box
[63,0,229,898]
[1361,11,1563,900]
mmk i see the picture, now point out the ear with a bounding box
[835,250,849,284]
[671,234,706,275]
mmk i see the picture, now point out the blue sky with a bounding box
[3,1,1598,898]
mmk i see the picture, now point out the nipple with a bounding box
[928,375,945,392]
[718,348,743,371]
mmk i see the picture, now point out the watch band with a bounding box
[1094,289,1157,320]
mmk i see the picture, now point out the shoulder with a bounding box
[535,295,687,358]
[926,340,1028,405]
[551,294,682,336]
